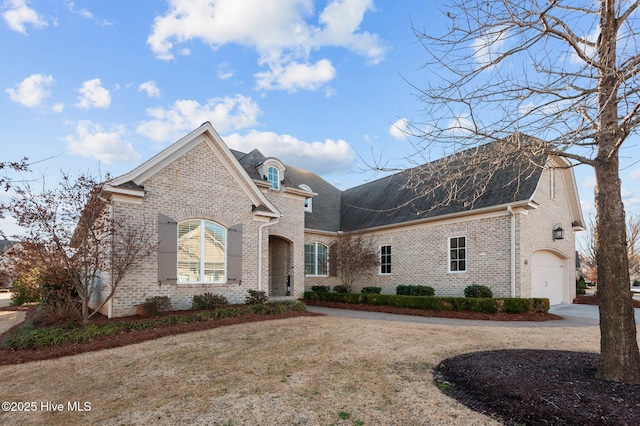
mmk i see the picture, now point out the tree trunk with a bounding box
[594,0,640,382]
[594,159,640,382]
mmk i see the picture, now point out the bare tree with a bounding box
[399,0,640,382]
[581,214,640,283]
[0,158,29,192]
[4,173,156,323]
[329,233,380,292]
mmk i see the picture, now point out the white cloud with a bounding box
[137,94,260,143]
[138,80,161,98]
[52,102,64,113]
[630,168,640,181]
[255,59,335,92]
[75,78,111,109]
[447,115,474,136]
[389,118,409,140]
[471,26,509,67]
[146,0,386,90]
[217,62,234,80]
[570,27,599,65]
[6,73,54,107]
[64,1,92,19]
[2,0,48,34]
[64,121,141,164]
[225,130,355,175]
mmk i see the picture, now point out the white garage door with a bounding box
[531,251,565,305]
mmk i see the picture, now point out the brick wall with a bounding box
[109,138,276,316]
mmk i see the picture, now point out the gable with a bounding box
[103,123,279,218]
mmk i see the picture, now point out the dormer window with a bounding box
[299,184,312,212]
[267,166,279,189]
[258,158,285,191]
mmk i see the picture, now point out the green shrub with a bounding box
[576,276,587,295]
[245,289,268,305]
[633,280,640,287]
[333,285,347,293]
[361,286,381,294]
[464,284,493,298]
[141,296,172,316]
[532,298,550,313]
[501,298,533,314]
[192,293,229,310]
[10,280,41,306]
[304,291,547,314]
[311,286,330,293]
[396,285,435,296]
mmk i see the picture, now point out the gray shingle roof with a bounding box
[340,142,544,231]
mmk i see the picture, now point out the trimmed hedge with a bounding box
[310,286,330,293]
[304,291,549,314]
[361,286,381,294]
[464,284,493,298]
[396,285,435,296]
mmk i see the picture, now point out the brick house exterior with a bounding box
[98,123,583,317]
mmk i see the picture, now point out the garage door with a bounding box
[531,251,565,305]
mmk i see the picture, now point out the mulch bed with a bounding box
[0,305,322,366]
[304,299,562,321]
[435,349,640,425]
[574,294,640,308]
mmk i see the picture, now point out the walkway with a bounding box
[0,292,25,335]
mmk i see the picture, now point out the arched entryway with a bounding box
[269,235,292,297]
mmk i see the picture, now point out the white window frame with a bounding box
[177,220,227,284]
[549,167,555,199]
[448,236,467,273]
[305,242,328,276]
[267,166,280,190]
[380,245,391,275]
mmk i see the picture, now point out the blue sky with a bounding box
[1,0,639,238]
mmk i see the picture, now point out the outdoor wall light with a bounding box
[552,223,564,240]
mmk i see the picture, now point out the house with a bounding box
[97,122,584,317]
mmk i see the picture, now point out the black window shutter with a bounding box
[158,213,177,285]
[227,224,243,282]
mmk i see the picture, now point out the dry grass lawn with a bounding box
[0,315,601,425]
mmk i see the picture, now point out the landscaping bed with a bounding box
[0,303,321,365]
[435,349,640,425]
[574,293,640,308]
[305,299,561,321]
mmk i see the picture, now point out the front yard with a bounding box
[0,312,602,425]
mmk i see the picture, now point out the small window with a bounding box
[299,184,312,212]
[549,168,555,199]
[267,166,279,190]
[380,245,391,275]
[305,242,328,276]
[449,236,466,273]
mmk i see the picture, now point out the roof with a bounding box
[231,148,343,232]
[232,140,548,233]
[340,142,545,231]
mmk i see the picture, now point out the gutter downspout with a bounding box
[108,203,114,318]
[507,206,516,298]
[258,218,280,291]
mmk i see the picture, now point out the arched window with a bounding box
[267,166,279,189]
[178,220,226,283]
[305,242,328,276]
